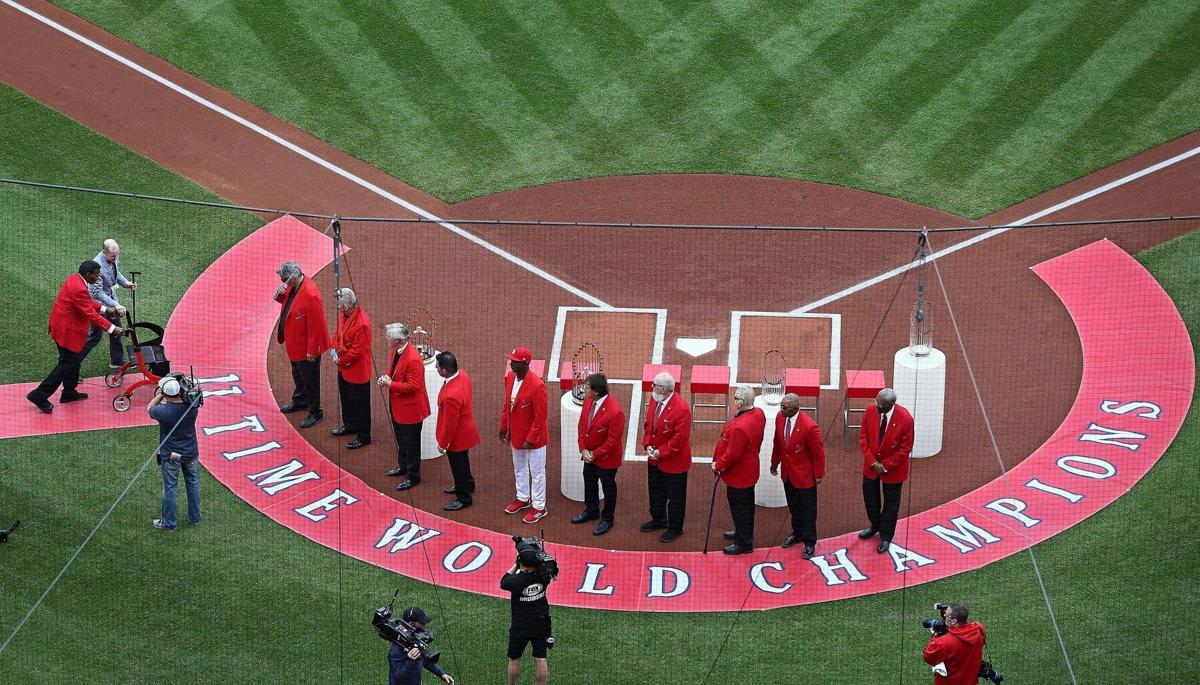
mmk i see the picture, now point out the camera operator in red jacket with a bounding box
[923,603,987,685]
[712,386,765,555]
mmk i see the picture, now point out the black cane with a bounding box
[701,471,721,554]
[330,216,342,297]
[129,271,141,323]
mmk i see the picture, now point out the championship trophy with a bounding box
[570,342,604,406]
[908,293,933,357]
[760,349,786,406]
[406,308,438,365]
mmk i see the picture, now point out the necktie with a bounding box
[588,402,600,431]
[653,399,666,429]
[879,413,888,444]
[784,416,794,443]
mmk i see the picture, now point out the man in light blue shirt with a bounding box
[80,238,135,369]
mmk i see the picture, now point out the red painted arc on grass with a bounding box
[149,218,1194,611]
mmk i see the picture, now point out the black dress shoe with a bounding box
[443,486,457,494]
[571,511,599,524]
[723,530,736,541]
[639,520,667,533]
[877,540,891,554]
[60,391,88,403]
[803,544,816,559]
[659,530,682,543]
[442,500,469,511]
[331,425,350,436]
[592,520,613,536]
[299,412,324,429]
[723,544,752,555]
[858,527,878,539]
[280,403,307,414]
[386,467,407,477]
[26,392,52,414]
[346,439,369,449]
[396,479,419,491]
[781,534,798,549]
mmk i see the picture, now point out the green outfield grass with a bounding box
[53,0,1200,217]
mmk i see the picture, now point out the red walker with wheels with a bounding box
[104,273,171,411]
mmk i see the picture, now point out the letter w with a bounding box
[376,518,442,554]
[246,459,321,495]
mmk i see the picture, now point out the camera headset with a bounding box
[158,374,183,397]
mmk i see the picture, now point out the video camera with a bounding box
[372,591,439,664]
[513,534,559,583]
[159,370,204,409]
[921,603,1004,683]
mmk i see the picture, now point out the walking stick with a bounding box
[702,471,721,554]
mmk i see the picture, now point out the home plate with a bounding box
[676,337,718,357]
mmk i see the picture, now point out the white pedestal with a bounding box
[421,358,441,460]
[752,397,786,508]
[892,347,946,458]
[559,393,587,502]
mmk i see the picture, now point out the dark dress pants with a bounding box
[647,463,687,533]
[31,343,84,402]
[783,481,818,546]
[726,485,756,549]
[80,311,125,366]
[336,374,371,441]
[447,449,475,504]
[582,462,618,522]
[289,357,322,415]
[392,421,423,481]
[862,475,904,542]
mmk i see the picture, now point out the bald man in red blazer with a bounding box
[500,347,550,524]
[712,387,765,555]
[28,260,125,413]
[380,324,431,490]
[571,373,626,536]
[770,393,826,558]
[273,262,330,429]
[330,289,372,449]
[859,388,914,553]
[640,371,692,543]
[434,351,479,511]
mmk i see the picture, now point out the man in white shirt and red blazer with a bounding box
[571,373,625,536]
[713,386,765,555]
[434,350,479,511]
[500,346,549,524]
[379,323,431,490]
[770,393,826,559]
[27,260,126,413]
[859,387,914,553]
[273,261,330,429]
[329,288,372,449]
[640,370,692,543]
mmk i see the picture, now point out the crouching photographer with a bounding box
[502,536,558,685]
[922,603,1002,684]
[373,597,454,685]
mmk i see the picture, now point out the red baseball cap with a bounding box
[506,346,532,363]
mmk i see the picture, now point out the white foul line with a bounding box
[792,143,1200,314]
[0,0,611,309]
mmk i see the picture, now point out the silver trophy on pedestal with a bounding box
[570,342,604,406]
[406,308,438,365]
[761,349,786,406]
[908,296,933,356]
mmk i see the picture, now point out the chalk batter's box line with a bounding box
[728,311,842,391]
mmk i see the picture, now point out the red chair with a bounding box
[843,369,886,444]
[689,365,730,425]
[785,368,822,425]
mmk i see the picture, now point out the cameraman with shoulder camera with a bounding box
[387,607,454,685]
[501,544,554,685]
[923,603,989,685]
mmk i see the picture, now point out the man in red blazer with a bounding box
[27,260,126,413]
[641,370,692,543]
[329,288,372,449]
[713,386,766,555]
[770,393,826,559]
[859,388,914,553]
[273,262,330,429]
[378,323,431,490]
[571,373,626,536]
[434,351,479,511]
[500,346,549,524]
